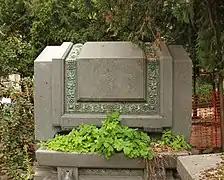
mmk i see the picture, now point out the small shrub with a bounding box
[158,129,191,151]
[195,81,212,95]
[0,78,35,179]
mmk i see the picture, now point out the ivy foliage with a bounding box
[43,112,153,160]
[0,78,34,179]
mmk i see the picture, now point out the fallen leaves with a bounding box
[200,154,224,180]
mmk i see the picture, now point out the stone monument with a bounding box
[34,41,192,179]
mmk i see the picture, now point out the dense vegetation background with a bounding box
[0,0,223,179]
[0,0,223,79]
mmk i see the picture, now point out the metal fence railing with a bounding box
[190,91,221,150]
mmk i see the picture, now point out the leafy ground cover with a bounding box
[40,112,190,160]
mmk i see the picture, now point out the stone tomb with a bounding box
[34,41,192,179]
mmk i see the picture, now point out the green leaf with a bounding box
[123,147,131,155]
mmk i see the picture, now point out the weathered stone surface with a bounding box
[34,166,57,180]
[79,168,144,180]
[77,57,146,102]
[77,42,145,102]
[78,42,144,59]
[34,42,73,140]
[34,146,188,179]
[177,153,222,180]
[65,42,159,114]
[78,169,144,176]
[36,147,145,169]
[34,166,182,180]
[52,42,73,126]
[61,42,181,130]
[169,45,192,142]
[79,176,143,180]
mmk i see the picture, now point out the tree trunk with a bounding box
[207,0,223,150]
[189,8,198,118]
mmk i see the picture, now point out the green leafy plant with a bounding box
[19,145,34,180]
[195,81,212,95]
[192,80,213,104]
[42,111,153,160]
[158,129,191,151]
[42,113,191,160]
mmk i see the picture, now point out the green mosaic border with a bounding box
[64,43,160,114]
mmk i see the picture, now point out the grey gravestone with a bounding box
[34,41,192,180]
[34,41,192,141]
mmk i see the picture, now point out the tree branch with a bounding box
[207,0,222,69]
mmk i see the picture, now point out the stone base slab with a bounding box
[34,166,181,180]
[177,153,222,180]
[36,147,188,169]
[35,147,189,180]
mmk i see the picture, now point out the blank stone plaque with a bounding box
[77,42,146,102]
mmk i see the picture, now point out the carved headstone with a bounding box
[34,41,192,142]
[34,41,192,180]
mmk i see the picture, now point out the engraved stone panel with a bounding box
[77,42,146,102]
[64,43,160,114]
[78,169,144,176]
[77,58,146,102]
[79,168,144,180]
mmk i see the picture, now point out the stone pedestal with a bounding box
[34,147,188,180]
